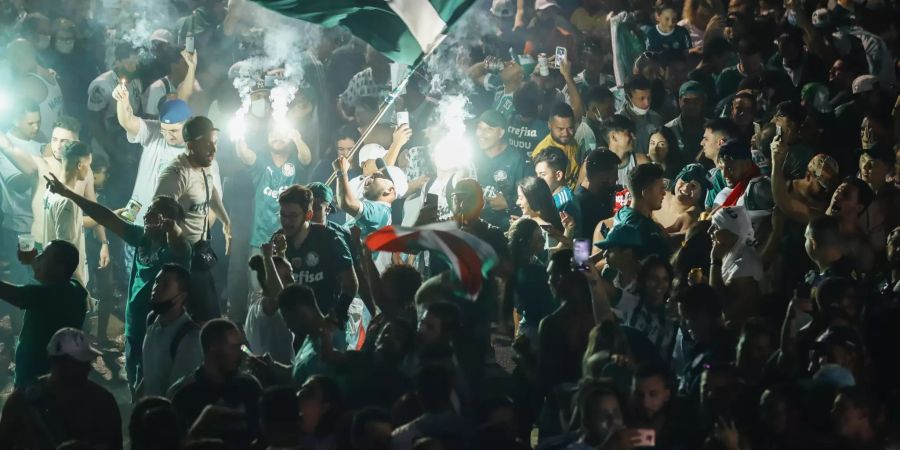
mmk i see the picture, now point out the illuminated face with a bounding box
[279,203,309,238]
[15,111,40,140]
[535,161,563,193]
[633,375,671,419]
[827,182,861,218]
[859,153,890,186]
[50,127,78,161]
[588,99,615,124]
[608,130,634,151]
[656,8,678,33]
[499,61,524,84]
[642,178,666,211]
[719,158,750,187]
[187,132,218,168]
[74,154,92,181]
[648,132,669,164]
[475,121,504,150]
[516,186,535,216]
[731,97,755,126]
[549,116,574,145]
[674,178,703,204]
[336,138,355,159]
[160,122,185,146]
[629,89,652,110]
[641,265,671,306]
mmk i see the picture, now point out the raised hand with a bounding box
[44,172,72,198]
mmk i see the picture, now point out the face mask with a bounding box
[630,102,649,116]
[55,41,74,54]
[250,98,268,118]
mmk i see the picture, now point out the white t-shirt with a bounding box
[141,313,202,397]
[43,191,87,286]
[27,72,63,141]
[142,76,203,116]
[722,244,764,285]
[0,132,42,232]
[244,292,294,365]
[153,153,222,244]
[31,158,89,243]
[126,119,222,225]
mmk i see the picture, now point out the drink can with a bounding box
[17,234,34,252]
[185,33,195,53]
[537,53,550,77]
[396,111,409,126]
[486,60,505,71]
[119,199,143,223]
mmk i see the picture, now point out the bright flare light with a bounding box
[229,110,248,141]
[0,91,8,114]
[432,95,473,171]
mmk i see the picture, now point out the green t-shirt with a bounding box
[493,91,516,119]
[249,152,303,246]
[613,206,672,260]
[705,168,728,209]
[15,280,88,385]
[123,224,192,340]
[348,199,391,238]
[291,331,346,386]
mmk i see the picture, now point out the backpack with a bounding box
[146,312,200,359]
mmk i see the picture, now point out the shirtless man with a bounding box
[655,163,711,237]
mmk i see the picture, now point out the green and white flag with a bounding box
[248,0,476,66]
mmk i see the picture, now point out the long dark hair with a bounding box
[648,126,684,179]
[636,254,675,306]
[507,218,541,265]
[517,176,564,231]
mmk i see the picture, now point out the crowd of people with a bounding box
[0,0,899,448]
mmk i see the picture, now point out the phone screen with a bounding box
[555,46,567,64]
[574,239,590,271]
[425,193,439,207]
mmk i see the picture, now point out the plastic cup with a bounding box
[17,234,34,252]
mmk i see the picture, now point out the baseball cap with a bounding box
[801,82,833,114]
[358,143,388,165]
[674,163,713,191]
[711,206,754,245]
[159,99,192,125]
[851,75,879,94]
[535,0,559,10]
[47,328,102,363]
[491,0,516,17]
[717,139,753,161]
[862,143,897,166]
[595,224,643,250]
[478,109,508,130]
[182,116,218,142]
[811,8,831,28]
[678,80,705,98]
[812,364,856,389]
[807,154,840,189]
[307,182,334,204]
[150,29,174,44]
[381,165,409,198]
[449,178,484,198]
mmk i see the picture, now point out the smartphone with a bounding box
[775,124,783,138]
[635,429,656,447]
[539,223,551,231]
[396,111,410,126]
[425,193,439,208]
[573,239,591,271]
[555,46,567,68]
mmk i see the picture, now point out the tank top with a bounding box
[27,72,63,140]
[616,152,638,186]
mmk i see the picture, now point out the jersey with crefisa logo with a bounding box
[291,251,325,284]
[187,172,214,213]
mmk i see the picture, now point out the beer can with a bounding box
[537,53,550,77]
[185,33,195,53]
[486,60,505,71]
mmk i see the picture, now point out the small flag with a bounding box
[365,222,497,299]
[248,0,476,65]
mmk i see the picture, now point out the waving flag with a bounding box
[365,222,498,299]
[248,0,476,65]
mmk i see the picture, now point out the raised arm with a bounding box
[260,242,284,298]
[560,56,584,122]
[233,136,257,166]
[0,133,40,176]
[177,50,198,102]
[114,83,141,137]
[45,172,130,238]
[289,129,312,166]
[770,135,811,223]
[384,124,411,167]
[334,156,363,217]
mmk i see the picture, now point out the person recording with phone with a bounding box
[44,170,191,395]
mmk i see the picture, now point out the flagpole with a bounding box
[324,55,429,186]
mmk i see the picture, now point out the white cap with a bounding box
[46,328,101,363]
[851,74,879,94]
[811,8,831,28]
[491,0,516,17]
[384,165,409,198]
[358,143,388,166]
[711,206,754,246]
[535,0,559,10]
[150,29,175,44]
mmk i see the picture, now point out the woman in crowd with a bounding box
[506,218,557,342]
[646,126,685,180]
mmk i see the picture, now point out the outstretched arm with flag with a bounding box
[247,0,476,66]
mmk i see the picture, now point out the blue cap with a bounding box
[159,99,192,124]
[717,139,753,161]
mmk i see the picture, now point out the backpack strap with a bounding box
[170,319,200,359]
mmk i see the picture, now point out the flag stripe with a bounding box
[385,0,447,56]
